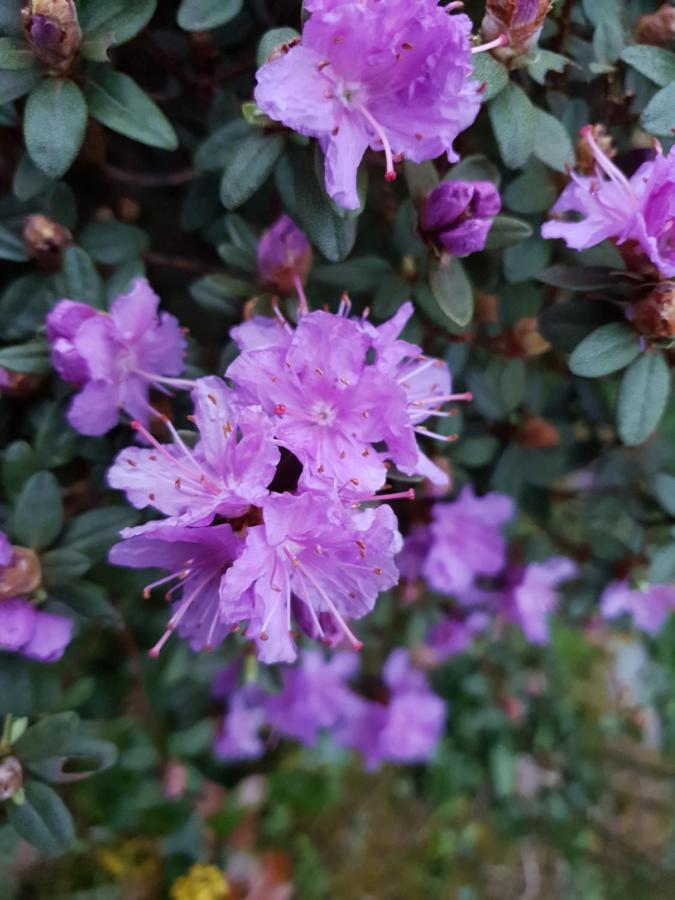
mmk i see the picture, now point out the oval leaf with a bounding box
[6,780,75,857]
[220,132,284,210]
[617,351,670,446]
[568,322,640,377]
[488,83,536,169]
[24,80,87,179]
[178,0,243,30]
[428,256,473,328]
[13,471,64,549]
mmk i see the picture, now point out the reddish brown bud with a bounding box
[632,282,675,338]
[0,546,42,599]
[635,3,675,46]
[517,415,560,449]
[481,0,552,64]
[0,757,23,801]
[0,369,42,398]
[512,317,551,357]
[23,214,72,270]
[576,124,615,176]
[22,0,81,72]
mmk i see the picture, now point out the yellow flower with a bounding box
[169,864,230,900]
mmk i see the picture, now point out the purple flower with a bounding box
[109,521,247,656]
[255,0,482,209]
[423,487,515,595]
[419,180,501,257]
[265,649,360,744]
[503,557,577,644]
[257,214,313,295]
[426,612,490,661]
[542,128,675,278]
[0,598,72,663]
[48,278,187,436]
[108,376,280,527]
[601,580,675,635]
[335,649,445,769]
[214,685,267,761]
[219,490,401,664]
[396,524,431,583]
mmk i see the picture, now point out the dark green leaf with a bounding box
[27,737,118,784]
[484,216,533,251]
[0,275,51,341]
[537,264,628,291]
[80,220,149,265]
[504,235,551,283]
[0,37,35,70]
[653,473,675,517]
[471,51,508,102]
[6,780,75,857]
[0,340,51,375]
[403,160,438,204]
[0,223,28,262]
[0,68,39,104]
[13,713,79,763]
[533,108,575,173]
[568,323,641,377]
[257,27,300,66]
[648,544,675,583]
[13,472,64,549]
[58,246,104,308]
[641,82,675,137]
[538,298,622,352]
[428,256,473,328]
[3,441,38,501]
[219,132,284,210]
[488,83,536,169]
[311,257,391,293]
[617,351,670,446]
[85,69,178,150]
[621,44,675,87]
[190,276,246,316]
[292,151,358,262]
[60,507,139,561]
[503,164,556,214]
[80,0,156,53]
[527,50,571,86]
[24,80,87,179]
[446,154,501,186]
[13,153,53,201]
[41,548,92,585]
[177,0,243,31]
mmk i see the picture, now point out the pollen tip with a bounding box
[148,648,160,659]
[385,171,397,183]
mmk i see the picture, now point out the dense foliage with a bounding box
[1,0,675,897]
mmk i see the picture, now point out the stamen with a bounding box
[413,391,473,405]
[143,568,189,599]
[291,554,363,651]
[358,488,415,503]
[354,103,397,182]
[338,292,352,317]
[292,272,310,316]
[471,34,508,54]
[415,426,459,442]
[446,0,464,9]
[580,125,634,197]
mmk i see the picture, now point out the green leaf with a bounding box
[403,160,438,204]
[13,713,79,762]
[533,108,575,173]
[3,441,38,501]
[0,340,51,375]
[538,265,628,291]
[292,151,358,262]
[648,544,675,583]
[26,736,118,784]
[569,323,641,377]
[311,256,391,293]
[219,132,284,210]
[488,83,536,169]
[0,274,51,341]
[41,547,92,585]
[59,246,104,308]
[0,37,35,70]
[527,50,571,86]
[80,0,156,54]
[471,51,508,102]
[504,235,551,283]
[257,27,300,66]
[446,154,500,186]
[23,80,87,180]
[177,0,243,31]
[13,472,64,549]
[79,220,149,265]
[617,351,670,446]
[190,276,246,316]
[428,256,473,328]
[621,44,675,87]
[85,69,178,150]
[13,153,53,201]
[538,298,622,352]
[59,507,139,561]
[484,216,533,251]
[641,82,675,137]
[503,163,556,214]
[0,224,28,262]
[653,473,675,517]
[0,68,39,104]
[194,120,250,172]
[6,780,75,857]
[593,18,624,66]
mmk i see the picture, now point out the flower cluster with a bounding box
[255,0,483,209]
[108,297,466,664]
[396,487,579,656]
[48,278,187,436]
[213,648,445,770]
[0,531,73,663]
[542,126,675,278]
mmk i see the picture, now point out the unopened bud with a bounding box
[23,214,72,270]
[0,547,42,600]
[0,368,42,398]
[22,0,81,72]
[576,124,615,176]
[481,0,551,64]
[419,180,501,257]
[0,756,23,801]
[635,3,675,46]
[632,282,675,338]
[517,415,560,449]
[257,214,312,295]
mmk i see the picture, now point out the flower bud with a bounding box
[0,756,23,801]
[481,0,551,63]
[0,546,42,599]
[517,415,560,449]
[257,214,313,295]
[419,180,501,257]
[632,282,675,338]
[575,124,615,176]
[635,3,675,46]
[22,0,82,72]
[0,368,42,398]
[23,214,72,270]
[46,300,97,386]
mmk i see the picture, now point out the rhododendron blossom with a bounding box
[255,0,482,209]
[503,557,578,644]
[601,580,675,635]
[542,127,675,278]
[48,278,187,436]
